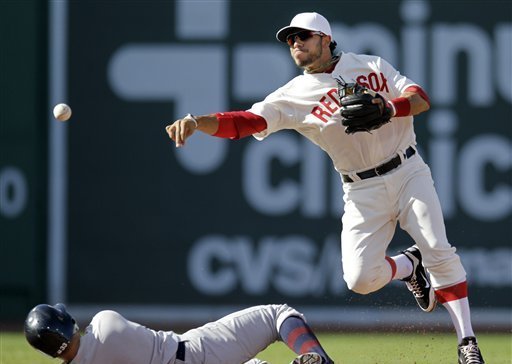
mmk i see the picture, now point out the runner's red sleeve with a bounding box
[214,111,268,139]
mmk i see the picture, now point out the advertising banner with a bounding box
[51,0,511,327]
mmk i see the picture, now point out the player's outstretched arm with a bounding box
[165,114,219,147]
[166,111,268,146]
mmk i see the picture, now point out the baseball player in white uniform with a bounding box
[166,12,485,364]
[25,303,333,364]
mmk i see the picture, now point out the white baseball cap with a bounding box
[276,12,332,43]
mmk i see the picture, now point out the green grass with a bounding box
[257,333,512,364]
[1,332,510,363]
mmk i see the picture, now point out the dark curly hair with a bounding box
[329,40,338,54]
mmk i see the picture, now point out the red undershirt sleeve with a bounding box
[389,85,430,117]
[213,111,268,139]
[404,85,431,106]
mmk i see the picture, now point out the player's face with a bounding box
[287,31,327,69]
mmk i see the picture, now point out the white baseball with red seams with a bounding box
[53,103,72,121]
[248,51,466,292]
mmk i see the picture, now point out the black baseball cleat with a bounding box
[458,337,485,364]
[401,246,436,312]
[289,353,324,364]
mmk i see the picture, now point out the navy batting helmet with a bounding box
[24,303,79,357]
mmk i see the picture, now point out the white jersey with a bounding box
[249,52,418,173]
[70,310,180,364]
[250,52,465,292]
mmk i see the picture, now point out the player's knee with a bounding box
[343,270,380,295]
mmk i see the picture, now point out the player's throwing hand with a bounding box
[165,114,199,147]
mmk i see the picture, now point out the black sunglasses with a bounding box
[286,30,324,46]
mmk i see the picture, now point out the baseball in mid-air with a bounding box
[53,103,72,121]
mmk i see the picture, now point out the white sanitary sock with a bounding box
[390,253,413,280]
[441,297,475,342]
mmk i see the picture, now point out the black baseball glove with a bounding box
[337,82,393,134]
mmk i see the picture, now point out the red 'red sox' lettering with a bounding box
[311,74,388,123]
[311,88,341,122]
[356,72,389,93]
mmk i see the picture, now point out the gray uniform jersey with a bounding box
[70,310,180,364]
[70,304,302,364]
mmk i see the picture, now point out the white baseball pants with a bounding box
[340,153,467,294]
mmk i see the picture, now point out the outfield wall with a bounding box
[0,0,48,320]
[1,0,511,329]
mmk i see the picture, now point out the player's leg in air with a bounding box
[391,161,485,363]
[340,159,484,363]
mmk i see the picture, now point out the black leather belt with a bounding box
[342,146,416,183]
[176,341,186,361]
